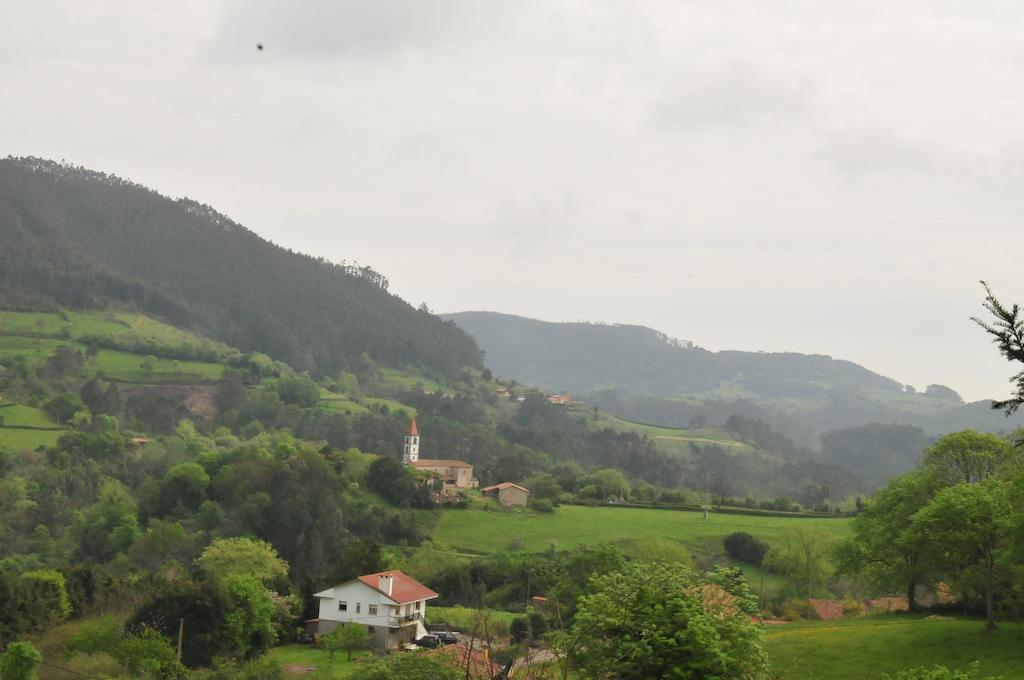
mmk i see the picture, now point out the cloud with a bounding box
[813,127,952,180]
[653,60,813,131]
[492,188,578,257]
[209,0,515,61]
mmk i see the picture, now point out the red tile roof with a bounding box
[408,418,419,436]
[356,570,438,604]
[481,482,529,493]
[412,459,473,469]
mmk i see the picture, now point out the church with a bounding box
[402,419,478,490]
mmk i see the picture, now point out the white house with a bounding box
[312,570,437,649]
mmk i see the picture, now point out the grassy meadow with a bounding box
[432,504,851,556]
[763,615,1024,680]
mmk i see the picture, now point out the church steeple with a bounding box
[402,418,420,465]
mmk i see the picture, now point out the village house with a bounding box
[546,393,574,405]
[402,419,478,490]
[311,570,437,649]
[481,482,530,507]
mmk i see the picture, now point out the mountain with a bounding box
[446,311,1022,439]
[0,157,481,378]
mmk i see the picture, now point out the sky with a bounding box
[3,0,1023,401]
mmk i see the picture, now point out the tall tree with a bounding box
[568,561,767,679]
[973,281,1024,414]
[836,469,943,610]
[923,430,1017,485]
[912,482,1012,630]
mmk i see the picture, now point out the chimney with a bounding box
[379,574,393,597]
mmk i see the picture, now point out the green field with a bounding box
[90,348,223,382]
[432,504,851,556]
[428,605,519,631]
[764,615,1024,679]
[0,427,65,451]
[267,645,372,678]
[0,309,223,348]
[574,406,759,459]
[0,404,63,428]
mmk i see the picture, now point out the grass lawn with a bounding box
[90,348,224,382]
[320,397,369,415]
[764,615,1024,680]
[361,397,416,417]
[431,504,851,557]
[378,367,445,393]
[0,404,63,428]
[428,605,520,631]
[0,427,65,451]
[268,645,373,678]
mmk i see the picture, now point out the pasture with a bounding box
[431,504,851,556]
[0,427,65,451]
[763,615,1024,679]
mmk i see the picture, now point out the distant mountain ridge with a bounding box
[446,311,1019,439]
[446,311,904,396]
[0,157,481,377]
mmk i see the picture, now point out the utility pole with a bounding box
[177,618,184,664]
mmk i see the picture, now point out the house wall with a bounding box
[316,581,429,649]
[498,487,529,507]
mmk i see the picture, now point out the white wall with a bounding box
[317,581,428,629]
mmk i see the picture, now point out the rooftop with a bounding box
[412,459,473,469]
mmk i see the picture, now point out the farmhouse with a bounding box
[402,419,478,490]
[311,570,437,649]
[481,482,530,507]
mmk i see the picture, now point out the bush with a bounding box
[841,594,865,617]
[779,597,818,621]
[723,531,769,566]
[531,499,555,513]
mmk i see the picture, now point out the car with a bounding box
[414,634,440,649]
[436,631,459,645]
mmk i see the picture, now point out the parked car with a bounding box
[414,634,440,649]
[437,631,459,646]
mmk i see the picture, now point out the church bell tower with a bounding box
[402,418,420,465]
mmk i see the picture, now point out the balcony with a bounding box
[388,612,423,627]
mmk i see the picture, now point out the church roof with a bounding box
[407,418,419,436]
[413,459,473,469]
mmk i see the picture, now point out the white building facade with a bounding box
[312,570,436,649]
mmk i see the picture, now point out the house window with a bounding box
[368,605,378,616]
[338,601,347,612]
[415,601,421,611]
[356,603,361,614]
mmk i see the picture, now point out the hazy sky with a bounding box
[4,1,1023,401]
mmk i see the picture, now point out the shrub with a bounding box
[779,597,818,621]
[723,531,769,566]
[531,499,555,513]
[841,594,865,617]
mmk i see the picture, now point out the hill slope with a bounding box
[0,157,481,378]
[446,311,1020,439]
[446,311,903,396]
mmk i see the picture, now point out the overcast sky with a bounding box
[4,1,1023,401]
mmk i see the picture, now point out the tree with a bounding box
[973,281,1024,414]
[836,469,942,611]
[0,642,42,680]
[923,430,1017,485]
[196,537,289,588]
[222,574,276,658]
[321,623,370,663]
[724,532,769,567]
[764,526,834,603]
[216,370,247,412]
[44,392,84,424]
[912,482,1012,630]
[275,376,320,408]
[568,561,768,679]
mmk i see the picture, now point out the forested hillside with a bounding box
[0,157,481,378]
[447,311,1022,441]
